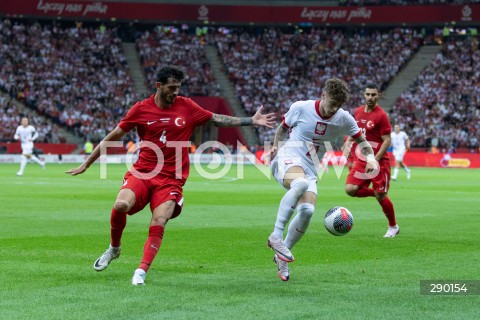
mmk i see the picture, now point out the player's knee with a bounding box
[345,185,357,197]
[290,178,308,195]
[114,200,131,213]
[297,203,315,221]
[375,192,387,201]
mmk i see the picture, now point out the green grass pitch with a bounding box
[1,163,479,319]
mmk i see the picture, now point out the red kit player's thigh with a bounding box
[371,161,391,194]
[121,171,150,215]
[149,177,184,219]
[346,160,371,188]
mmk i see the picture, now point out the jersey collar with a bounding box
[315,100,335,120]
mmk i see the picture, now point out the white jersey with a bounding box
[279,100,361,172]
[15,125,38,154]
[391,131,409,152]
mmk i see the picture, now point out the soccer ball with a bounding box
[324,206,354,236]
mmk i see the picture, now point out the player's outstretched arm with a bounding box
[210,105,276,128]
[66,126,127,176]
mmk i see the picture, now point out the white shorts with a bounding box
[393,149,406,162]
[21,143,34,155]
[271,155,318,195]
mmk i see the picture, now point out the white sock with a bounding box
[31,155,43,166]
[19,156,27,174]
[285,203,315,249]
[272,178,308,238]
[392,168,399,178]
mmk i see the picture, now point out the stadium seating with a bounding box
[0,19,138,143]
[212,27,424,143]
[136,26,221,97]
[0,95,65,144]
[389,37,480,151]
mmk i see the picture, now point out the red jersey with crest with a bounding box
[352,104,391,162]
[118,95,213,183]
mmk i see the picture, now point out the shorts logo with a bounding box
[122,179,128,186]
[284,160,293,165]
[315,122,327,135]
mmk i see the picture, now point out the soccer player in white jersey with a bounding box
[14,117,45,176]
[267,78,378,281]
[391,124,411,180]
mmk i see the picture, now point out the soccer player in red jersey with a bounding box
[66,66,276,285]
[344,84,400,238]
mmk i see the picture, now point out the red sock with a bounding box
[110,209,127,247]
[378,197,397,226]
[138,225,164,272]
[355,188,375,197]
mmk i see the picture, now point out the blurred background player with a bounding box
[268,78,377,281]
[391,124,411,180]
[14,117,46,176]
[344,84,399,238]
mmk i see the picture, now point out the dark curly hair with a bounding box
[156,65,186,84]
[324,78,350,105]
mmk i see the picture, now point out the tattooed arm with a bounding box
[209,106,276,128]
[210,114,253,127]
[354,134,378,173]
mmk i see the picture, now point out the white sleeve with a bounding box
[282,102,302,128]
[14,126,20,139]
[344,112,362,138]
[30,127,39,141]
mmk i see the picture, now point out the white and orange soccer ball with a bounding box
[324,206,354,236]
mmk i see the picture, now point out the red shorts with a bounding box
[346,160,391,194]
[120,171,184,218]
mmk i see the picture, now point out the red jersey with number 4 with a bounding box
[119,95,213,183]
[352,104,391,162]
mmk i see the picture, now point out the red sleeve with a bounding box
[379,112,392,136]
[118,102,141,132]
[351,130,362,139]
[188,99,213,126]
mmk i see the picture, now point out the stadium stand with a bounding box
[1,16,477,152]
[212,26,424,144]
[136,26,221,97]
[0,19,138,143]
[0,95,65,144]
[389,36,480,152]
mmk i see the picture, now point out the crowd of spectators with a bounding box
[212,27,424,144]
[136,26,221,97]
[0,95,65,144]
[1,18,477,152]
[390,37,480,152]
[0,19,138,143]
